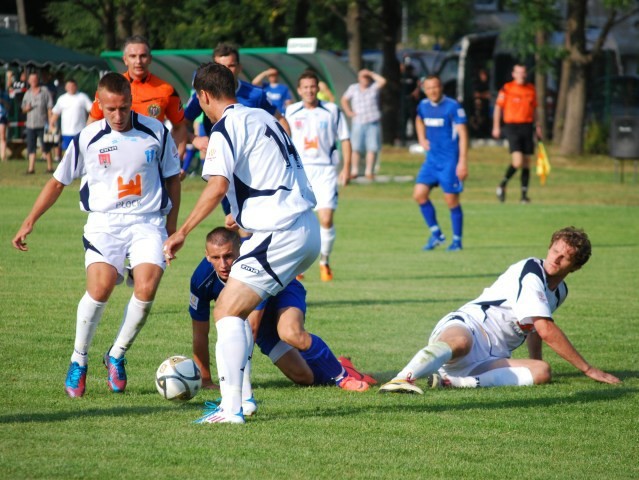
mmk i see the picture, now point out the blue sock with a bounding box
[300,334,343,385]
[450,205,463,241]
[419,201,442,237]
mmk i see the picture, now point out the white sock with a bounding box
[216,316,248,414]
[242,319,254,402]
[110,295,153,359]
[474,367,534,387]
[71,292,107,366]
[319,226,336,262]
[396,341,453,381]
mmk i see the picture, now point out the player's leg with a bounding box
[496,125,519,202]
[42,140,53,172]
[317,208,335,281]
[380,318,473,394]
[274,348,315,385]
[443,191,463,251]
[437,358,545,388]
[414,180,445,250]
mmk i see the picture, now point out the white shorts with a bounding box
[229,210,320,298]
[429,311,510,377]
[304,164,338,211]
[83,212,167,282]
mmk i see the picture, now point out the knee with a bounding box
[279,330,311,351]
[531,362,552,384]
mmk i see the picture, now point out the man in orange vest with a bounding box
[492,64,542,204]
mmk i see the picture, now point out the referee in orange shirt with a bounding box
[88,35,187,157]
[492,64,541,204]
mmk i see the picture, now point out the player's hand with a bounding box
[456,162,468,182]
[179,169,187,181]
[224,213,239,231]
[419,139,430,151]
[585,367,622,384]
[192,135,209,157]
[163,232,186,265]
[201,379,220,390]
[338,169,350,187]
[492,126,501,139]
[12,225,32,251]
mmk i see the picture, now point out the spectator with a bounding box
[49,79,93,159]
[251,67,293,113]
[21,72,53,174]
[340,68,386,180]
[470,68,491,138]
[398,62,419,144]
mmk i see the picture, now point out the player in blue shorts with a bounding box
[189,228,374,415]
[414,75,469,251]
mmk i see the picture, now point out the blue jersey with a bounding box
[262,83,292,113]
[184,79,277,134]
[188,257,306,356]
[416,96,467,167]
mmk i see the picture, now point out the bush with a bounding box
[584,120,609,154]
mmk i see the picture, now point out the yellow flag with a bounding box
[536,141,551,185]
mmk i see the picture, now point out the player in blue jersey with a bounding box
[380,227,621,394]
[185,43,291,159]
[164,63,323,424]
[189,228,373,412]
[13,73,181,398]
[414,75,469,251]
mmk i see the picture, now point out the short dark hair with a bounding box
[298,70,319,87]
[213,43,240,63]
[98,72,131,97]
[123,35,151,52]
[550,227,592,268]
[193,62,236,100]
[424,74,441,83]
[206,227,241,249]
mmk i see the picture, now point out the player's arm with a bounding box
[164,175,229,261]
[170,120,188,159]
[339,139,352,187]
[492,100,502,139]
[455,122,469,181]
[164,174,181,237]
[533,317,621,384]
[192,319,217,389]
[12,178,66,251]
[275,110,291,136]
[415,115,429,151]
[526,331,543,360]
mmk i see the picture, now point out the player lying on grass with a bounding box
[379,226,621,394]
[189,227,376,416]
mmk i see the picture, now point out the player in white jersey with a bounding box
[379,227,621,394]
[285,70,351,282]
[12,73,181,398]
[163,62,320,424]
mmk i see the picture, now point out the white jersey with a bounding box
[202,104,316,232]
[54,112,181,215]
[458,257,568,353]
[52,92,93,135]
[285,100,349,167]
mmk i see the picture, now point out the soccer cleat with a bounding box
[338,356,377,385]
[65,362,88,398]
[194,404,245,424]
[296,273,305,281]
[378,378,424,394]
[520,196,531,204]
[422,234,446,251]
[447,241,463,251]
[496,186,506,202]
[103,351,127,393]
[337,375,369,392]
[319,264,333,282]
[242,396,258,417]
[426,372,452,389]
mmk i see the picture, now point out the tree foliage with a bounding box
[407,0,473,49]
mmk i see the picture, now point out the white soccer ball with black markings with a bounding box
[155,356,202,401]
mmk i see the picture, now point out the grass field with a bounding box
[1,145,638,479]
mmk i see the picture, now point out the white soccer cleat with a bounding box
[194,405,245,424]
[242,396,258,417]
[378,378,424,395]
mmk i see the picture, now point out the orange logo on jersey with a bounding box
[304,136,319,151]
[118,174,142,198]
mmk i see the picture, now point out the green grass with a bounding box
[1,145,638,479]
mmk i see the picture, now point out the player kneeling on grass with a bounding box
[379,227,621,394]
[189,227,375,416]
[12,73,181,398]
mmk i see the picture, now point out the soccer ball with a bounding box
[155,356,202,401]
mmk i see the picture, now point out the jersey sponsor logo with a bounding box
[294,118,304,130]
[99,153,111,168]
[240,264,259,274]
[147,103,161,118]
[145,148,156,164]
[115,199,142,209]
[118,174,142,198]
[189,293,199,310]
[99,146,118,153]
[424,118,445,127]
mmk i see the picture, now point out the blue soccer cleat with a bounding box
[447,240,463,251]
[103,351,127,393]
[423,234,446,251]
[65,362,88,398]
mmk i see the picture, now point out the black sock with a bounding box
[521,168,530,197]
[500,165,517,187]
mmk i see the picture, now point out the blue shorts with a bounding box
[351,120,381,153]
[61,135,75,150]
[416,160,463,194]
[255,280,306,359]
